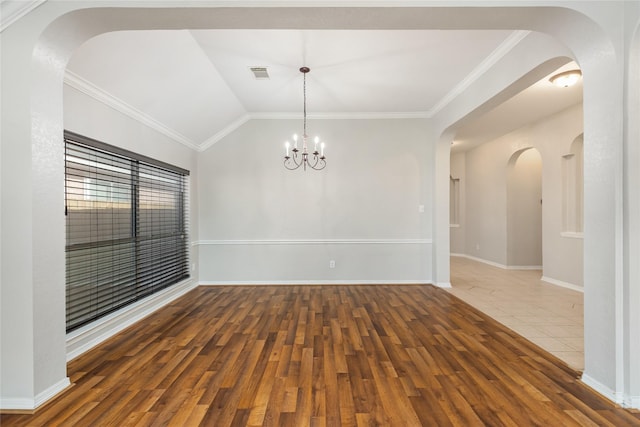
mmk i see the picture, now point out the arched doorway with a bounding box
[507,148,542,268]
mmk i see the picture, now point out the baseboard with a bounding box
[541,276,584,293]
[506,265,543,270]
[581,373,625,406]
[627,395,640,409]
[1,377,70,412]
[0,398,36,413]
[580,374,640,409]
[35,377,71,409]
[66,279,198,361]
[452,253,543,271]
[451,253,508,269]
[200,280,433,286]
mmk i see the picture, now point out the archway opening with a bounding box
[507,147,543,268]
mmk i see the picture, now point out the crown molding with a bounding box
[64,71,201,151]
[199,114,251,151]
[197,111,430,151]
[249,111,430,120]
[62,31,529,152]
[427,30,530,117]
[0,0,46,32]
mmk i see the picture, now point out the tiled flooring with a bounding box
[448,256,584,370]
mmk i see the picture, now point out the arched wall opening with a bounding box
[1,2,633,410]
[562,134,584,235]
[507,148,542,268]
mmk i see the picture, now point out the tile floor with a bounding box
[447,256,584,370]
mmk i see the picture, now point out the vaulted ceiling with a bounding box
[64,28,582,152]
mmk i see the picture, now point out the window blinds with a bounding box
[64,131,190,332]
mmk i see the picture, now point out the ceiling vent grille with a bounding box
[249,67,270,80]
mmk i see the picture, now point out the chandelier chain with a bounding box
[303,71,307,137]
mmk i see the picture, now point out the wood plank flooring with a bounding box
[2,285,639,426]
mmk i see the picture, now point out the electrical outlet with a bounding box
[329,260,335,268]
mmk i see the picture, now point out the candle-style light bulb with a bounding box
[314,136,319,152]
[285,141,290,157]
[321,142,325,157]
[293,134,298,150]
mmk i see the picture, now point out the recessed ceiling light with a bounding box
[549,69,582,87]
[249,67,270,80]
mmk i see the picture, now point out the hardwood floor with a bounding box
[2,285,639,426]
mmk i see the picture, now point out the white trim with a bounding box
[451,253,541,271]
[0,397,35,412]
[541,276,584,293]
[427,30,530,116]
[627,395,640,410]
[63,71,201,151]
[581,374,625,406]
[200,280,432,286]
[507,265,542,271]
[451,253,508,269]
[66,279,197,361]
[195,238,432,246]
[560,231,584,239]
[199,114,251,151]
[0,377,70,411]
[249,111,429,120]
[34,378,71,409]
[0,0,46,32]
[436,282,452,288]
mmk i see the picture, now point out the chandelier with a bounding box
[283,67,326,171]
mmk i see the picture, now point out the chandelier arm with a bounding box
[307,154,327,170]
[308,159,326,170]
[284,157,301,170]
[284,150,304,170]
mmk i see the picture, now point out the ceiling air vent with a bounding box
[249,67,270,80]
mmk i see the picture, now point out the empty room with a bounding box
[1,1,639,425]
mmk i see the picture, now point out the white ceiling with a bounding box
[65,28,582,152]
[452,60,582,152]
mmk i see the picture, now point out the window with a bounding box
[64,131,190,332]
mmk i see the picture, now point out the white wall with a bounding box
[197,118,434,284]
[455,104,583,285]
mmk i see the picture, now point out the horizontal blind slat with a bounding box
[65,132,189,332]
